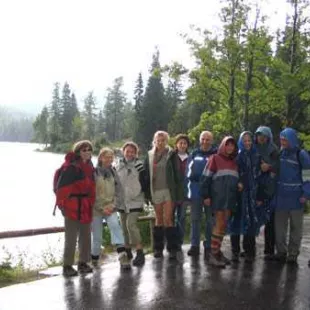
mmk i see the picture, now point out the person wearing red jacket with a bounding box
[55,140,96,277]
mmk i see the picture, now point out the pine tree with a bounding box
[60,82,72,141]
[104,77,126,141]
[33,106,49,145]
[137,49,167,149]
[48,82,62,145]
[134,73,144,114]
[83,91,97,140]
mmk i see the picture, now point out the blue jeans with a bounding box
[190,199,213,248]
[175,201,190,247]
[91,213,125,256]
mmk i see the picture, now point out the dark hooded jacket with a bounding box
[275,128,310,210]
[55,152,96,223]
[229,132,265,235]
[200,137,239,211]
[255,126,279,173]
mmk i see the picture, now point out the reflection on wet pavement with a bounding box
[1,218,310,310]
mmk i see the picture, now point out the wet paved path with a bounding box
[1,218,310,310]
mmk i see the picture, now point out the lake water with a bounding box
[0,142,84,268]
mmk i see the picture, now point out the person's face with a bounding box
[155,135,167,151]
[176,139,188,153]
[243,134,252,151]
[257,134,268,145]
[123,146,137,161]
[225,141,235,155]
[100,152,114,167]
[200,134,213,151]
[280,137,289,149]
[79,146,92,161]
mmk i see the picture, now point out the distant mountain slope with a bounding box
[0,106,34,142]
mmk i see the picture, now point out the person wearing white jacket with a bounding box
[116,142,147,266]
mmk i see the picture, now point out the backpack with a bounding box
[52,162,78,215]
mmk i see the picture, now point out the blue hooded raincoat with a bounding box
[275,128,310,210]
[229,132,266,235]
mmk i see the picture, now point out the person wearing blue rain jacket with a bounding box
[254,126,279,259]
[229,131,270,263]
[274,127,310,264]
[185,131,217,259]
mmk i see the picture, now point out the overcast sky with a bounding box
[0,0,290,113]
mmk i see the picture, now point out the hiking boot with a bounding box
[273,253,287,263]
[63,265,78,277]
[187,246,200,257]
[264,253,275,261]
[126,248,133,260]
[231,253,240,263]
[154,249,163,258]
[204,247,211,261]
[176,250,184,263]
[132,250,145,267]
[244,254,255,264]
[118,251,131,269]
[287,255,298,265]
[208,252,226,268]
[78,262,93,274]
[219,251,231,265]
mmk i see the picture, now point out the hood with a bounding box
[238,131,255,153]
[255,126,273,144]
[64,151,79,163]
[218,136,238,158]
[280,127,299,149]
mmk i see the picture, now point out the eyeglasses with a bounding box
[81,148,92,153]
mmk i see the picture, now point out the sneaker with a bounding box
[132,250,145,267]
[286,255,298,265]
[219,251,231,265]
[78,262,93,274]
[118,252,131,269]
[63,265,78,277]
[187,246,200,257]
[231,253,240,263]
[208,253,226,268]
[273,253,287,263]
[154,249,163,258]
[126,248,133,260]
[91,255,100,268]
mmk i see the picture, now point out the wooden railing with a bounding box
[0,215,156,247]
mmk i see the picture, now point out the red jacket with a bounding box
[56,152,95,223]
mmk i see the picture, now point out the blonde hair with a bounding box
[152,130,169,149]
[122,141,139,156]
[97,147,114,167]
[72,140,93,154]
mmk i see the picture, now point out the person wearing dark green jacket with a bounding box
[170,134,191,255]
[144,131,178,260]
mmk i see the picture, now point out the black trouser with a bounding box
[264,212,275,255]
[231,234,256,256]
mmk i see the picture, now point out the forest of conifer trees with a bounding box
[33,0,310,152]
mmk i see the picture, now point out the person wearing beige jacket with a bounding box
[91,147,130,269]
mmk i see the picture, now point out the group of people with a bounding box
[54,126,310,277]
